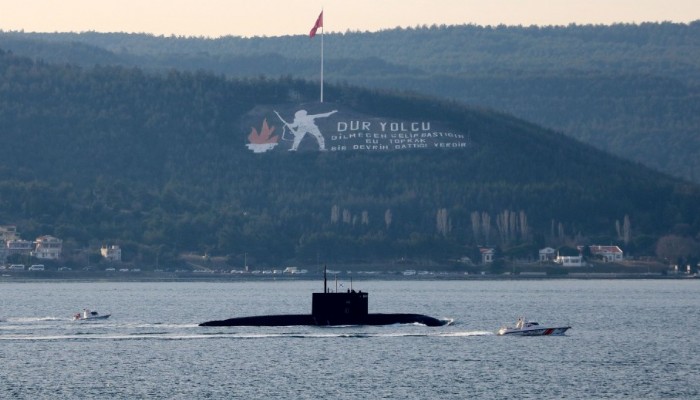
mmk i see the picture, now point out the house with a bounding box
[6,239,34,256]
[539,247,556,262]
[589,245,624,262]
[2,227,27,262]
[33,235,63,260]
[480,248,494,264]
[0,225,18,241]
[555,255,584,267]
[101,245,122,262]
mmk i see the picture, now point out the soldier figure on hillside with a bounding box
[275,109,337,151]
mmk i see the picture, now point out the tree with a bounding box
[655,235,700,265]
[470,211,480,242]
[481,212,491,245]
[623,215,631,245]
[436,208,450,237]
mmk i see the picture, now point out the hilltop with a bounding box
[0,49,699,268]
[2,22,700,183]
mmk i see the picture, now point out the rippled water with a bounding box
[1,279,698,399]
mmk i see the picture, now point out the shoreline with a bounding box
[1,270,697,282]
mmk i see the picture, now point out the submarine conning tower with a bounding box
[311,266,368,324]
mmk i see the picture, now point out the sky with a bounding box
[1,0,698,38]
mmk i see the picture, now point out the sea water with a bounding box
[1,279,698,399]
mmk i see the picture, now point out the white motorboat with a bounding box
[73,309,111,321]
[498,317,570,336]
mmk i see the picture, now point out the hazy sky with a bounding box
[1,0,698,38]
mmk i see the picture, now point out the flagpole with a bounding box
[310,10,324,103]
[320,14,324,103]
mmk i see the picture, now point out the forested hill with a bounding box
[2,22,700,184]
[1,50,699,267]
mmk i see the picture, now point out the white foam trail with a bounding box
[5,316,65,322]
[438,330,495,337]
[0,330,496,341]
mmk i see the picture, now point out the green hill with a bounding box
[1,49,699,267]
[2,22,699,183]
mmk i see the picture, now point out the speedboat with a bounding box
[73,309,111,321]
[498,317,570,336]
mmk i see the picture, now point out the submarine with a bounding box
[199,268,449,327]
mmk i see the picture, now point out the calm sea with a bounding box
[1,279,698,399]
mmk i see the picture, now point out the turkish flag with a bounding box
[309,11,323,38]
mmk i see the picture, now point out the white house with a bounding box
[33,235,63,260]
[480,248,494,264]
[101,245,122,262]
[555,255,584,267]
[539,247,556,262]
[589,245,624,262]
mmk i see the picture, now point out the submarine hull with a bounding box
[199,313,448,327]
[199,314,314,327]
[199,268,450,328]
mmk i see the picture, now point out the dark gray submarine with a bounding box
[199,268,449,327]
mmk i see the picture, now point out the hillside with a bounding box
[1,50,699,268]
[2,22,700,183]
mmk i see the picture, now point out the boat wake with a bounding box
[0,329,495,341]
[5,316,65,322]
[439,330,494,337]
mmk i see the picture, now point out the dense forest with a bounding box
[1,49,700,268]
[2,22,699,183]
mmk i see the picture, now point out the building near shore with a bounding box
[539,247,556,262]
[0,225,18,241]
[33,235,63,260]
[6,239,34,257]
[589,245,624,262]
[101,245,122,262]
[555,255,584,267]
[480,248,494,264]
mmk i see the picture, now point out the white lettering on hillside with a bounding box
[246,109,472,154]
[337,121,432,132]
[328,120,468,152]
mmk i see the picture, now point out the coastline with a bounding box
[1,269,697,282]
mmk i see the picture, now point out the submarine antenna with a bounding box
[323,265,327,293]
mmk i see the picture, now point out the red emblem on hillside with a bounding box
[247,119,279,153]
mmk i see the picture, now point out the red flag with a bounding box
[309,11,323,38]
